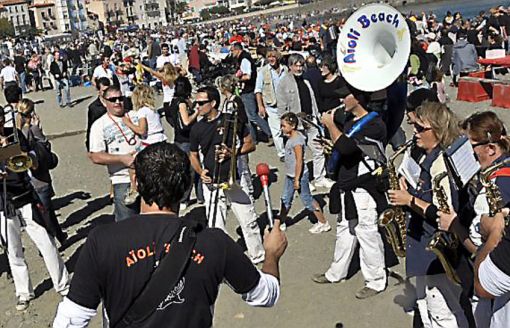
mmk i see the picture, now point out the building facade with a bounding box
[29,2,61,35]
[0,0,31,36]
[86,0,127,27]
[133,0,167,29]
[30,0,88,33]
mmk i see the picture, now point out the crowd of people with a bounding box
[0,2,509,328]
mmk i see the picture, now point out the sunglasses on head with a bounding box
[194,100,211,107]
[413,123,432,133]
[104,96,125,103]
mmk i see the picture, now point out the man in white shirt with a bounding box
[88,85,139,221]
[92,54,115,87]
[0,58,19,90]
[156,43,172,69]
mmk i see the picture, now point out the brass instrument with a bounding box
[426,172,461,284]
[378,138,414,257]
[480,158,510,226]
[0,122,33,173]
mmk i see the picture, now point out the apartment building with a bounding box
[0,0,31,36]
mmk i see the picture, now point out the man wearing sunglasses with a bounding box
[88,85,140,222]
[189,86,265,264]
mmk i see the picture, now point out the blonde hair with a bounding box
[161,63,178,85]
[217,74,238,94]
[131,85,155,111]
[16,99,34,129]
[416,101,461,148]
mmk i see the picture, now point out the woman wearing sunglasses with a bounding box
[437,112,510,328]
[388,101,469,327]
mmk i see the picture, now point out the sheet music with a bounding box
[398,150,421,189]
[358,137,387,165]
[446,138,480,187]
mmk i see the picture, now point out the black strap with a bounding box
[114,221,197,328]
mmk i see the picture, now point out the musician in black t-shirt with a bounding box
[313,90,388,300]
[0,106,69,311]
[189,86,265,264]
[53,142,287,327]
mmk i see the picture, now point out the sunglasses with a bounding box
[104,96,125,103]
[471,140,490,148]
[413,123,432,133]
[194,100,211,107]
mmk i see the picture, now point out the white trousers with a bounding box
[306,125,326,182]
[325,190,387,291]
[1,203,69,301]
[237,154,254,202]
[203,184,265,263]
[415,274,469,328]
[266,106,285,158]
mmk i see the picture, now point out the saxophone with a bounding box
[378,139,415,258]
[426,172,461,284]
[480,158,510,225]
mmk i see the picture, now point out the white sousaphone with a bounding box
[337,3,411,92]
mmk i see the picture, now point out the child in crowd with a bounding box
[122,85,167,205]
[279,112,330,234]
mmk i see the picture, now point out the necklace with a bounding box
[107,113,137,146]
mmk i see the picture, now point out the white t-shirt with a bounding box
[163,83,174,103]
[92,65,114,83]
[156,55,171,69]
[131,106,167,145]
[0,66,17,83]
[89,112,140,184]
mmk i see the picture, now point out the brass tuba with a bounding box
[378,138,414,257]
[426,172,461,284]
[480,158,510,226]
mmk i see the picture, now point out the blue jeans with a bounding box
[113,183,138,222]
[19,71,27,93]
[281,171,315,212]
[56,79,71,106]
[240,92,271,141]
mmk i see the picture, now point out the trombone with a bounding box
[209,99,241,227]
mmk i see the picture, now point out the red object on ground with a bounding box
[479,55,510,67]
[492,82,510,109]
[256,163,270,187]
[457,77,492,102]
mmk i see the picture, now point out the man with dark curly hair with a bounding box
[53,142,287,327]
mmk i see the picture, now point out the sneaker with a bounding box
[355,286,382,299]
[267,138,274,147]
[309,221,331,234]
[123,190,139,206]
[16,298,30,311]
[179,203,188,211]
[314,178,335,189]
[312,273,334,284]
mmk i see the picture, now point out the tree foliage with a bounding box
[0,18,15,38]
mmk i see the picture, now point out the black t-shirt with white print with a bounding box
[190,113,250,183]
[67,214,260,327]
